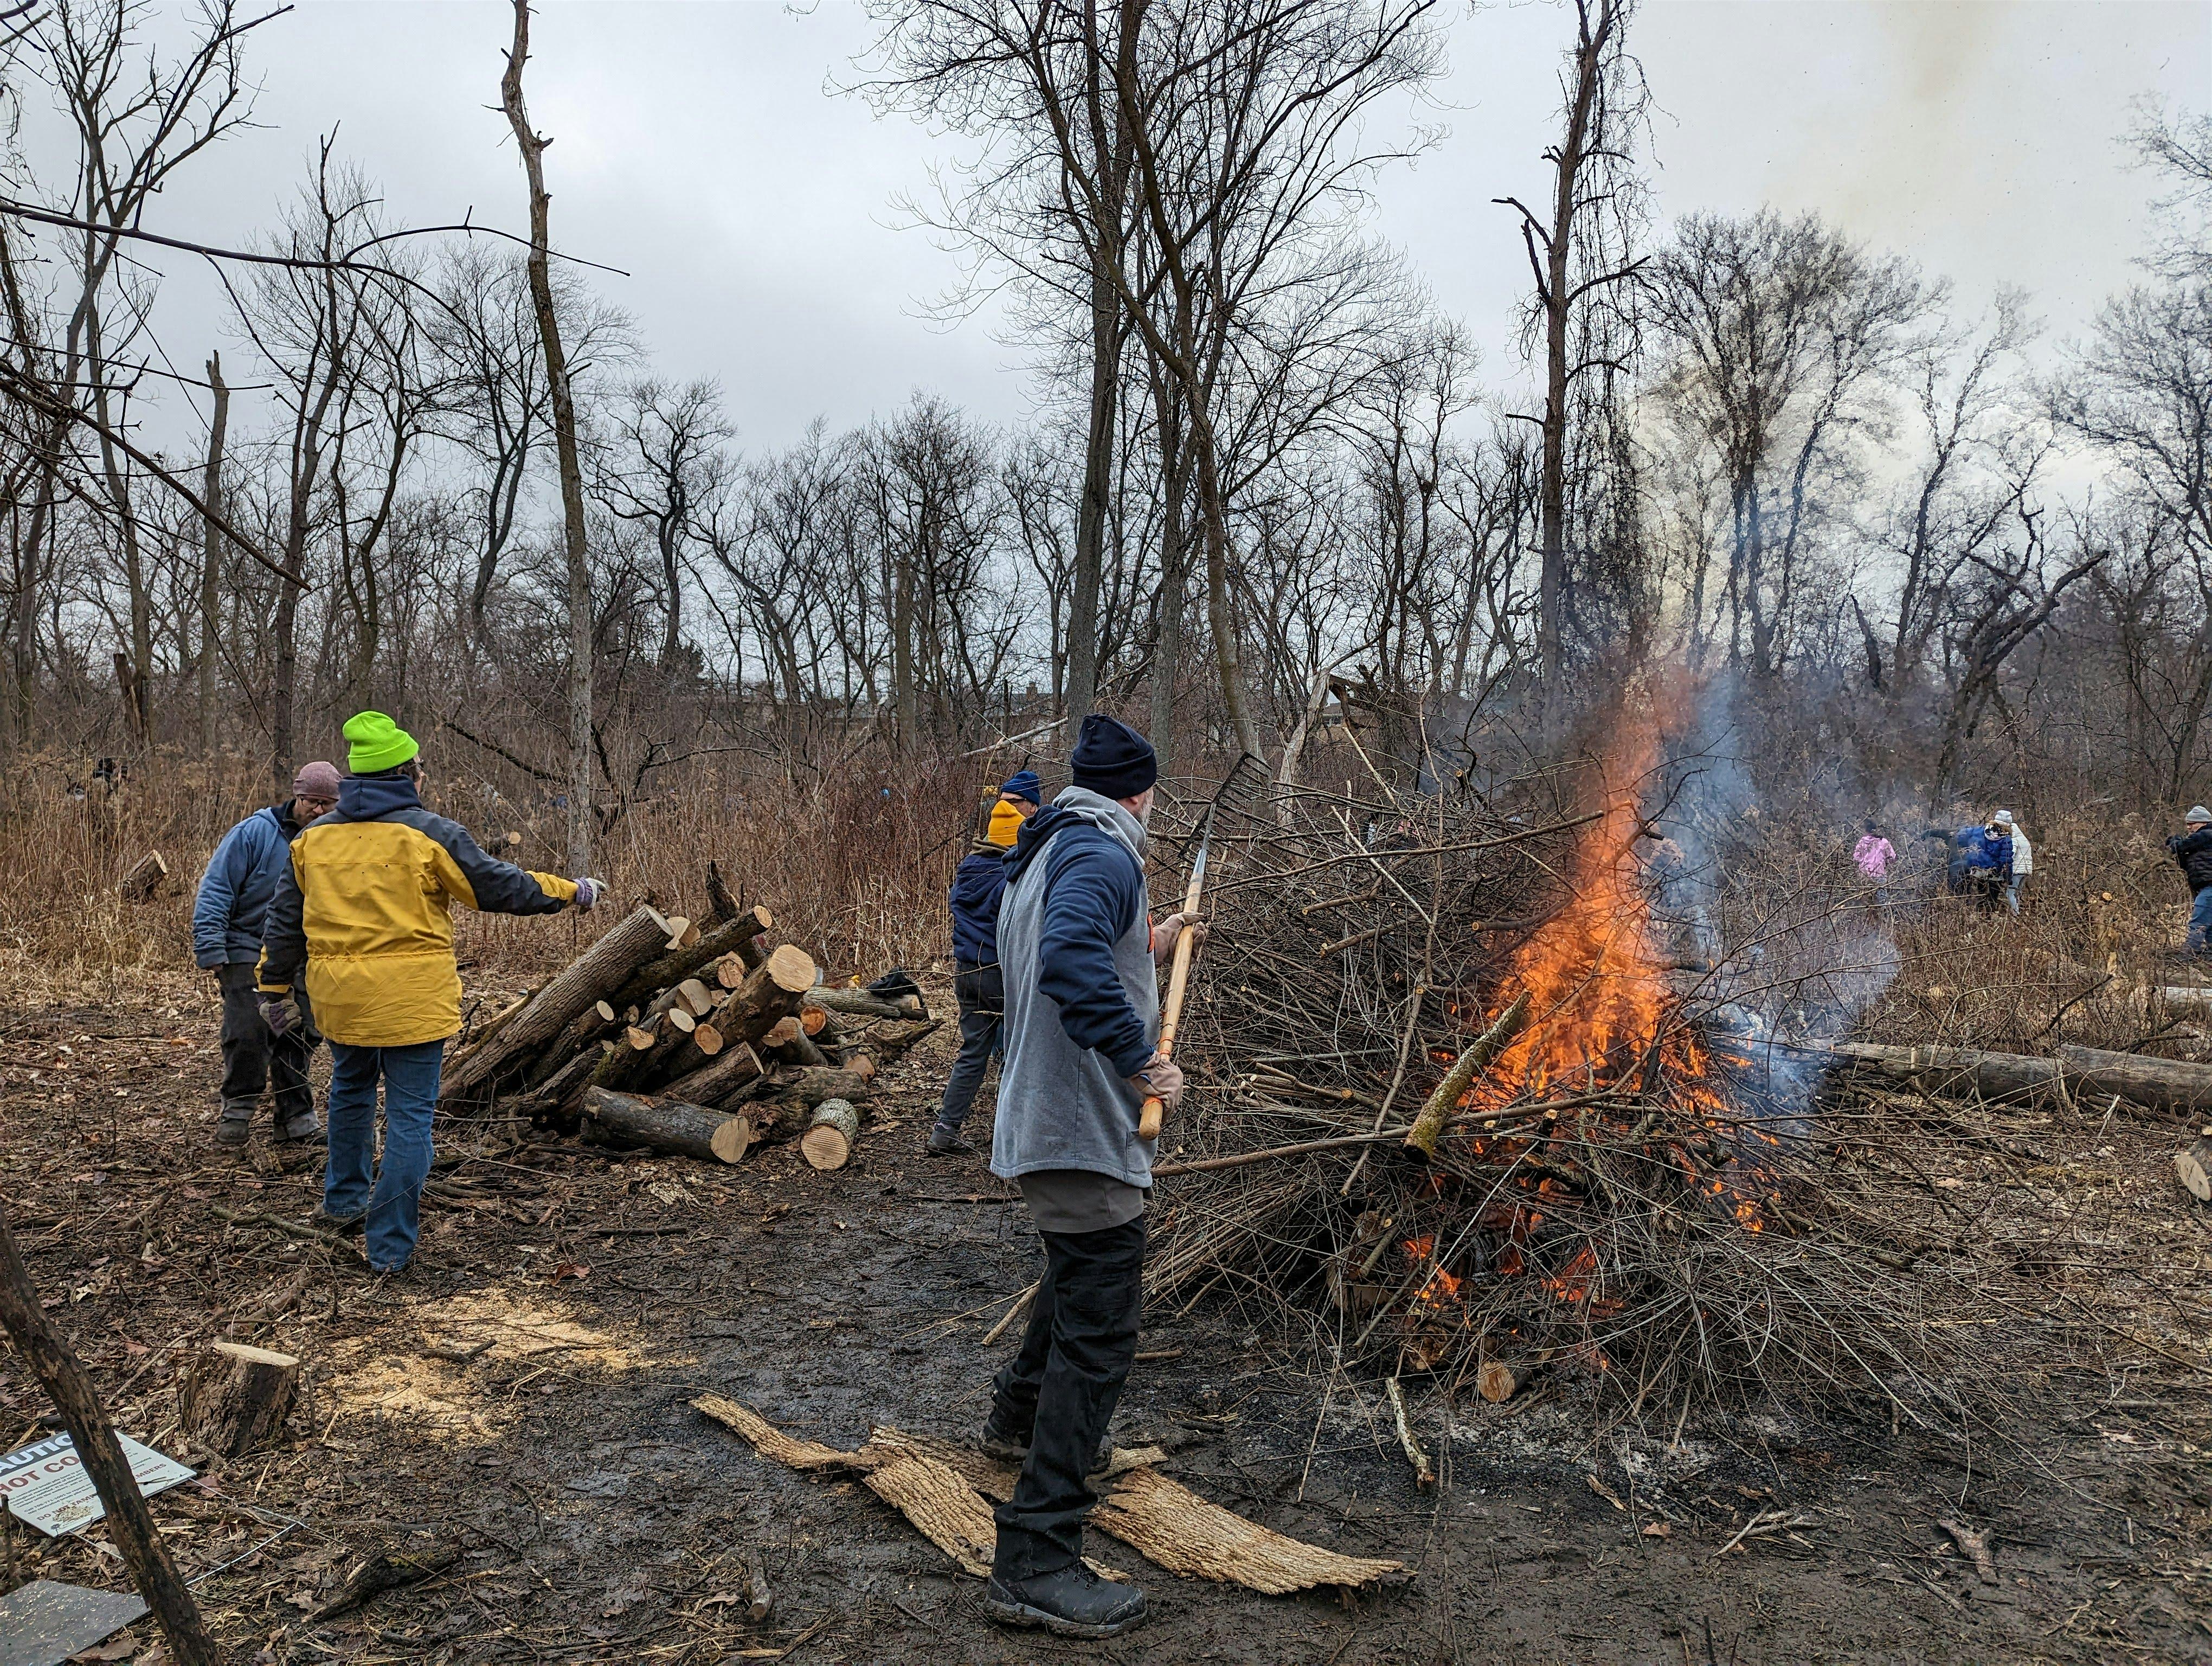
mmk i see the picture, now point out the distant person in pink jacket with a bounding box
[1854,819,1896,906]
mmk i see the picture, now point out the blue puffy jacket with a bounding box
[1000,791,1153,1076]
[948,847,1008,969]
[192,802,307,968]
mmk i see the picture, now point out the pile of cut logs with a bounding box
[438,873,933,1171]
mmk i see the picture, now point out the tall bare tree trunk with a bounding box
[503,0,594,875]
[1533,1,1610,689]
[197,352,228,758]
[1065,252,1118,729]
[1148,367,1187,773]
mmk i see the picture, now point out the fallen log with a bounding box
[522,1043,608,1125]
[2060,1045,2212,1116]
[1815,1040,2062,1101]
[751,1065,875,1137]
[1809,1038,2212,1117]
[178,1341,298,1458]
[607,906,774,1013]
[661,1041,766,1110]
[581,1087,754,1164]
[806,986,926,1022]
[2176,1128,2212,1203]
[524,1000,620,1088]
[800,1099,861,1170]
[440,905,672,1107]
[866,1017,944,1067]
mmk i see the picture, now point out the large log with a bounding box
[523,1041,609,1125]
[581,1087,755,1164]
[1816,1040,2063,1101]
[800,1099,861,1170]
[717,944,819,1049]
[2060,1045,2212,1116]
[661,1041,766,1110]
[607,906,775,1012]
[179,1341,299,1457]
[523,999,620,1089]
[752,1064,875,1136]
[1813,1038,2212,1116]
[440,905,672,1106]
[806,986,927,1022]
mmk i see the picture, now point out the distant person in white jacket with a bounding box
[1995,810,2031,914]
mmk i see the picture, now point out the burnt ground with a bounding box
[3,977,2210,1666]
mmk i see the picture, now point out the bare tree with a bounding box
[1494,0,1646,685]
[501,0,593,872]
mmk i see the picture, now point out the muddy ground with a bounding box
[3,978,2209,1666]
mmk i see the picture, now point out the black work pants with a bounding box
[216,962,317,1124]
[989,1215,1146,1579]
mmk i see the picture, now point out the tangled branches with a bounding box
[1146,764,2020,1428]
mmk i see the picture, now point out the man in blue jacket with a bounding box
[928,769,1043,1157]
[978,716,1197,1641]
[192,761,340,1146]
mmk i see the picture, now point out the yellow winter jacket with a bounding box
[258,773,576,1047]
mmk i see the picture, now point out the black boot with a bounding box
[978,1419,1115,1478]
[983,1562,1147,1639]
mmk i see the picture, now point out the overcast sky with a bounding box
[74,0,2212,452]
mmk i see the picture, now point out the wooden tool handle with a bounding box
[1139,884,1206,1141]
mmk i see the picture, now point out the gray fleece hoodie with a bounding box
[989,786,1159,1187]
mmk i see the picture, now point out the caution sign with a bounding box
[0,1431,195,1536]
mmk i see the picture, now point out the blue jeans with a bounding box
[325,1039,445,1271]
[2191,889,2212,959]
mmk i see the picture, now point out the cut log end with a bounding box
[711,1114,756,1164]
[800,1098,861,1170]
[767,944,816,995]
[2176,1133,2212,1203]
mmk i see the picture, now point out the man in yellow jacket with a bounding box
[258,712,599,1273]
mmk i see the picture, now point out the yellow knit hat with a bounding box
[986,799,1023,848]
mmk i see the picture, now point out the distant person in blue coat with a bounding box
[1924,820,2012,913]
[929,770,1044,1157]
[192,761,339,1146]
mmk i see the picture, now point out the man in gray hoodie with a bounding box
[978,714,1196,1640]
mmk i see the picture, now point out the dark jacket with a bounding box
[1000,792,1153,1075]
[192,801,307,968]
[948,846,1008,968]
[992,786,1159,1187]
[2170,827,2212,893]
[259,773,575,1047]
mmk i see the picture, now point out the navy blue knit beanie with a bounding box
[1069,714,1158,800]
[1000,768,1043,805]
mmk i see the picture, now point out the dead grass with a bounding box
[0,747,978,1003]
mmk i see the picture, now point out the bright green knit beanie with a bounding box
[343,710,419,775]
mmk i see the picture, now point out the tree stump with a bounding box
[179,1342,299,1457]
[119,850,168,902]
[800,1099,861,1171]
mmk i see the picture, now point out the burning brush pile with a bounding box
[1150,737,1996,1421]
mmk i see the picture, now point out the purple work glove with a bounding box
[258,991,301,1038]
[572,876,606,912]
